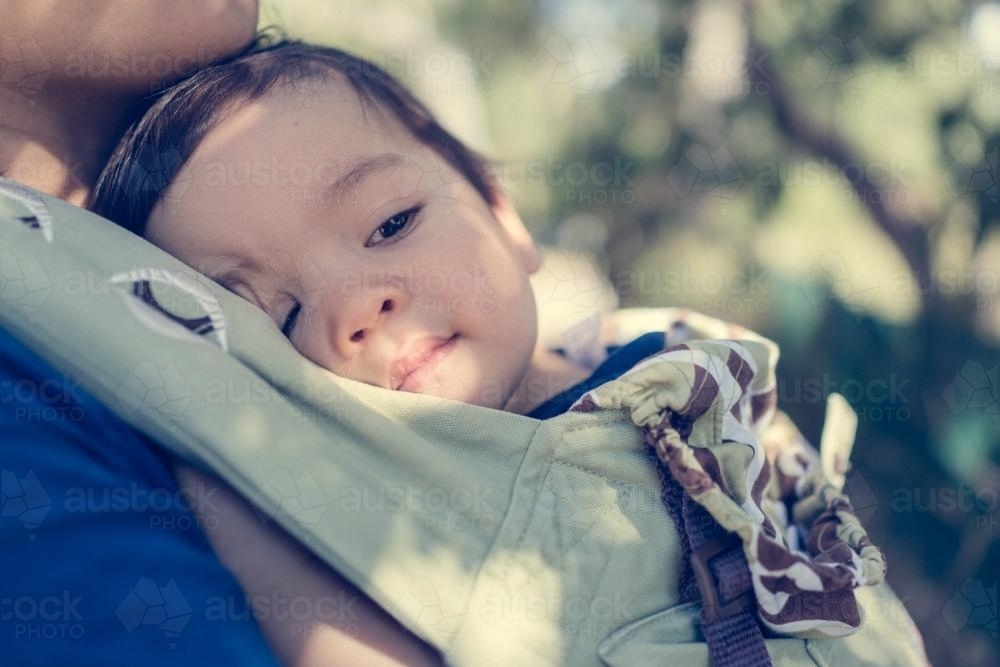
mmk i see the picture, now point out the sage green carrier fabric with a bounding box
[0,179,926,666]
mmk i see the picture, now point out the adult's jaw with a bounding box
[0,0,260,203]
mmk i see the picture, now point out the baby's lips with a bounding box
[390,334,457,390]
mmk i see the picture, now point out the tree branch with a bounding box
[748,38,934,301]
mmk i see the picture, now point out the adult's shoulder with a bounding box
[0,325,280,665]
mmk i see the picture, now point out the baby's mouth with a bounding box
[390,334,459,391]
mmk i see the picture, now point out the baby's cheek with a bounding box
[429,346,499,409]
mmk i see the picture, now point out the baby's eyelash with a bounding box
[281,302,301,338]
[366,206,422,246]
[277,206,421,338]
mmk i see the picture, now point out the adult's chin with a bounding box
[5,1,260,98]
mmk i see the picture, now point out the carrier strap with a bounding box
[577,333,888,647]
[649,433,773,667]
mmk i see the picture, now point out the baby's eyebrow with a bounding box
[212,261,267,311]
[321,153,405,201]
[213,261,253,292]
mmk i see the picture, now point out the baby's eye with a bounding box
[281,301,301,338]
[366,206,422,246]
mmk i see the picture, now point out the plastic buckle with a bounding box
[690,532,756,623]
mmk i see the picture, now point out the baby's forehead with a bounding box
[259,77,415,150]
[172,80,418,197]
[166,78,441,215]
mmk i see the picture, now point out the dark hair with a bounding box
[90,37,497,234]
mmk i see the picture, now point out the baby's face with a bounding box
[146,80,542,410]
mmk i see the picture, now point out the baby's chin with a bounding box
[396,360,513,411]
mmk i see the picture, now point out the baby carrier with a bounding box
[0,178,928,666]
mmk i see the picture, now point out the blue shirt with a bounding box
[528,332,666,419]
[0,327,280,666]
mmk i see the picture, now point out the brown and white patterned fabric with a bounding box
[571,309,885,640]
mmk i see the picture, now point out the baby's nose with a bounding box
[346,299,395,344]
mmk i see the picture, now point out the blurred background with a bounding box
[263,0,998,663]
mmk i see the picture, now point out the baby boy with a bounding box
[92,40,664,417]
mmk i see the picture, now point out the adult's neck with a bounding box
[0,86,134,206]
